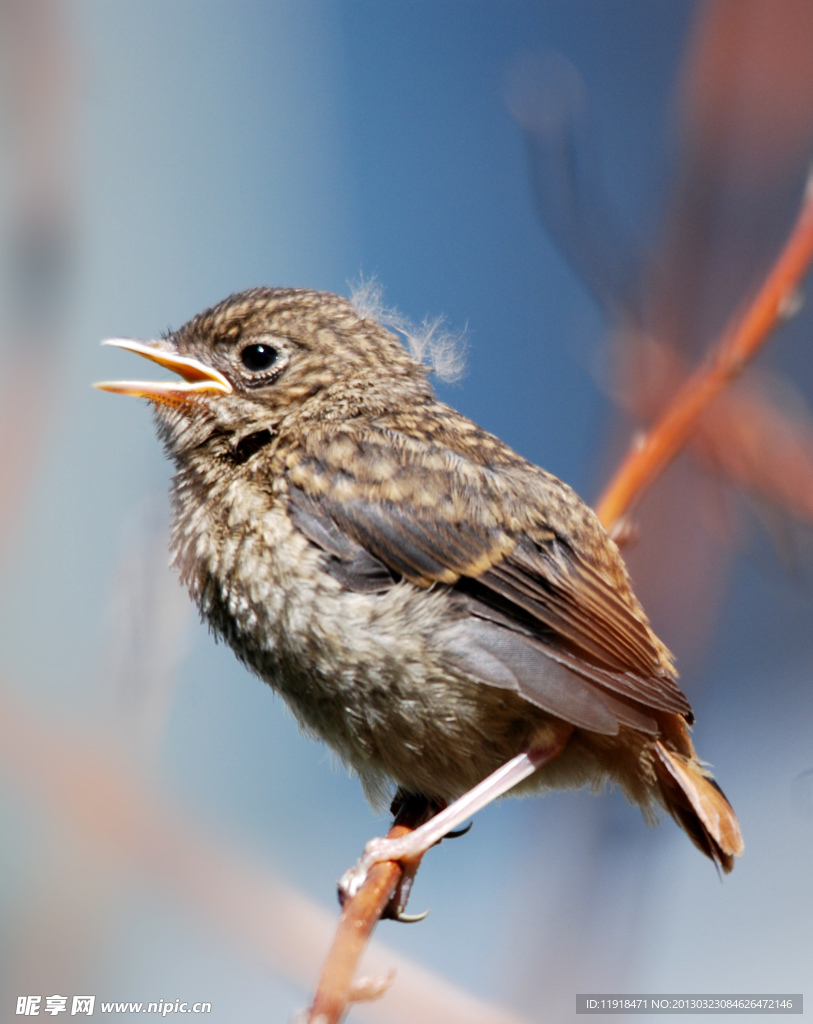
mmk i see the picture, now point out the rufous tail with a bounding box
[653,741,743,874]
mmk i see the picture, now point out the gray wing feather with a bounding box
[289,483,664,734]
[445,617,658,735]
[444,619,618,734]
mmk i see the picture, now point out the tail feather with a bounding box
[654,741,743,874]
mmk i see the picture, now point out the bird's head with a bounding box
[95,287,434,460]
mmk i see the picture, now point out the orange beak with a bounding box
[94,338,233,400]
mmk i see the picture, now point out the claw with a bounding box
[395,908,430,923]
[445,821,473,840]
[337,861,367,905]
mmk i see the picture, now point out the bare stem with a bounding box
[596,177,813,531]
[307,825,415,1024]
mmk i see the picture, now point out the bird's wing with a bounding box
[470,542,691,717]
[282,426,691,729]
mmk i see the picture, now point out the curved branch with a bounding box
[596,176,813,531]
[307,826,413,1023]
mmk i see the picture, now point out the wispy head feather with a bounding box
[350,277,466,383]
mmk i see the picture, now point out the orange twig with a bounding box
[308,828,416,1024]
[596,176,813,531]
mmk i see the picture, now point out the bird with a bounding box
[95,285,743,890]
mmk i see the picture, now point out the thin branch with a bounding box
[596,176,813,531]
[308,827,413,1024]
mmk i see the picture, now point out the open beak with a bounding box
[94,338,233,401]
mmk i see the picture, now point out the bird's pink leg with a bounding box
[340,739,564,901]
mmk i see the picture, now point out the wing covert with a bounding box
[281,424,692,725]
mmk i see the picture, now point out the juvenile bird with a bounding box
[96,286,743,888]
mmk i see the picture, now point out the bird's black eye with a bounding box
[240,343,279,374]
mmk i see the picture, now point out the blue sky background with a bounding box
[1,3,811,1021]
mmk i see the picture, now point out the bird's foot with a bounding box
[338,746,559,909]
[338,833,422,905]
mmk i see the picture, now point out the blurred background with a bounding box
[1,1,812,1021]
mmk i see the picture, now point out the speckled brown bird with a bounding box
[96,286,743,880]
